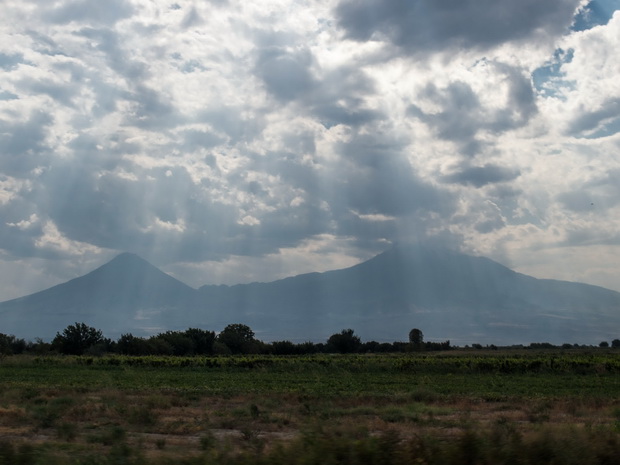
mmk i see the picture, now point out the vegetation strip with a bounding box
[0,352,619,464]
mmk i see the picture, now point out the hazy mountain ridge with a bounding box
[1,246,619,344]
[197,246,620,344]
[0,253,200,338]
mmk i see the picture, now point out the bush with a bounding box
[327,329,361,353]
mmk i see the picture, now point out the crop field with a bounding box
[1,351,619,464]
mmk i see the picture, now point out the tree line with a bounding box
[1,323,619,356]
[0,323,452,356]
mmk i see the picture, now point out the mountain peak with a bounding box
[112,251,142,260]
[102,252,152,268]
[0,252,198,339]
[2,247,620,344]
[83,252,194,293]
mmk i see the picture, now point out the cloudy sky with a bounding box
[1,0,619,300]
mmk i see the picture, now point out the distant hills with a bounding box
[1,246,619,345]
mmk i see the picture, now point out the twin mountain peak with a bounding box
[1,246,618,345]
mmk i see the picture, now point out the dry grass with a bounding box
[1,386,618,462]
[1,353,619,463]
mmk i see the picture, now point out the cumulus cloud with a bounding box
[0,0,619,300]
[409,61,538,158]
[541,10,620,138]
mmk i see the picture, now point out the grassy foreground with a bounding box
[1,351,619,464]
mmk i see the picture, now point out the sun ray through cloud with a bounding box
[0,0,619,304]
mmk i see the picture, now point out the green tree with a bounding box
[117,333,151,355]
[217,324,257,354]
[408,328,424,350]
[52,322,105,355]
[0,333,14,355]
[611,339,620,348]
[146,336,174,355]
[327,329,361,353]
[0,333,26,355]
[184,328,216,354]
[271,340,298,355]
[152,331,194,356]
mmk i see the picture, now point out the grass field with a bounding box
[1,351,619,464]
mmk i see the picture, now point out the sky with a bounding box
[1,0,620,301]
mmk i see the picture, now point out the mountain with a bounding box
[197,245,620,344]
[0,253,199,339]
[1,246,619,344]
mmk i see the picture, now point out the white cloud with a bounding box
[559,12,620,137]
[7,213,39,230]
[1,0,620,301]
[34,221,101,256]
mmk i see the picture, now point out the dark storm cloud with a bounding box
[0,111,53,176]
[335,0,582,54]
[441,163,521,187]
[410,63,538,156]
